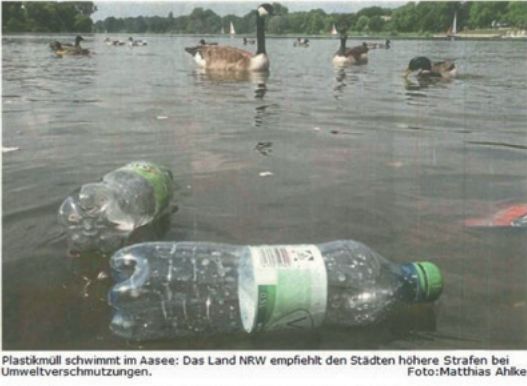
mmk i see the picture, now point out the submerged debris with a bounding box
[255,141,272,156]
[2,146,20,153]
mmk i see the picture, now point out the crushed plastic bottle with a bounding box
[58,161,173,256]
[108,240,443,341]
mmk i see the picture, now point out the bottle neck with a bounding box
[398,263,428,303]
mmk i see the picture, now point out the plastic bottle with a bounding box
[108,240,443,341]
[58,161,173,256]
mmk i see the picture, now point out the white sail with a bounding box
[331,24,337,35]
[229,21,236,35]
[452,12,457,35]
[221,26,225,34]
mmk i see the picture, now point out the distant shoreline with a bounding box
[4,32,526,42]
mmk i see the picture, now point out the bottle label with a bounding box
[248,245,327,332]
[122,162,172,215]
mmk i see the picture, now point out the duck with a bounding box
[185,3,273,72]
[51,35,89,56]
[366,39,391,49]
[243,37,256,45]
[200,39,218,46]
[404,56,456,79]
[128,37,147,46]
[379,39,391,49]
[332,36,368,66]
[293,37,309,47]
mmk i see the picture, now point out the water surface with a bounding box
[2,34,527,349]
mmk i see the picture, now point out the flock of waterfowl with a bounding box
[49,3,456,79]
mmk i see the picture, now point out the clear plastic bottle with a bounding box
[108,240,443,341]
[58,161,173,256]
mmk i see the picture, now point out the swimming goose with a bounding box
[51,35,89,56]
[404,56,456,79]
[185,3,273,72]
[243,37,256,45]
[200,39,218,46]
[379,39,391,49]
[332,36,368,66]
[293,37,309,47]
[367,39,391,49]
[128,37,147,47]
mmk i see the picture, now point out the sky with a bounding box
[92,1,405,21]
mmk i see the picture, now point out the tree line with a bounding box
[2,1,96,33]
[2,1,527,35]
[89,1,527,35]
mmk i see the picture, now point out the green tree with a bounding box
[73,14,92,32]
[505,1,527,28]
[368,15,385,32]
[2,2,28,32]
[357,6,390,19]
[2,1,96,33]
[468,1,509,29]
[271,2,288,16]
[355,15,369,32]
[268,15,288,34]
[305,9,326,34]
[391,2,418,32]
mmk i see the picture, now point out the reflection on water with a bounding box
[193,68,269,99]
[403,75,454,91]
[2,34,527,350]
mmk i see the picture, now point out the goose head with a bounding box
[75,35,84,46]
[405,56,432,77]
[257,3,274,17]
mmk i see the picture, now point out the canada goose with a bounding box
[200,39,218,46]
[128,37,147,47]
[368,39,391,49]
[404,56,456,79]
[332,36,368,66]
[51,36,90,56]
[185,3,273,72]
[243,37,256,45]
[379,39,391,49]
[49,35,83,51]
[293,37,309,47]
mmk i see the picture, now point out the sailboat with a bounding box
[220,26,225,34]
[229,21,236,36]
[447,11,457,40]
[331,24,338,35]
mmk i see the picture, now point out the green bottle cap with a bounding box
[412,262,443,302]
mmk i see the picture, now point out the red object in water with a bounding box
[465,204,527,228]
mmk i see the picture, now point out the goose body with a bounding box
[333,36,368,66]
[366,40,391,49]
[200,39,218,46]
[128,37,147,47]
[293,38,309,47]
[378,39,391,49]
[51,36,89,56]
[185,4,273,72]
[405,56,456,79]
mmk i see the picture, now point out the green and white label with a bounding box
[121,161,172,215]
[244,245,327,332]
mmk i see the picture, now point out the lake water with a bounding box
[2,34,526,350]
